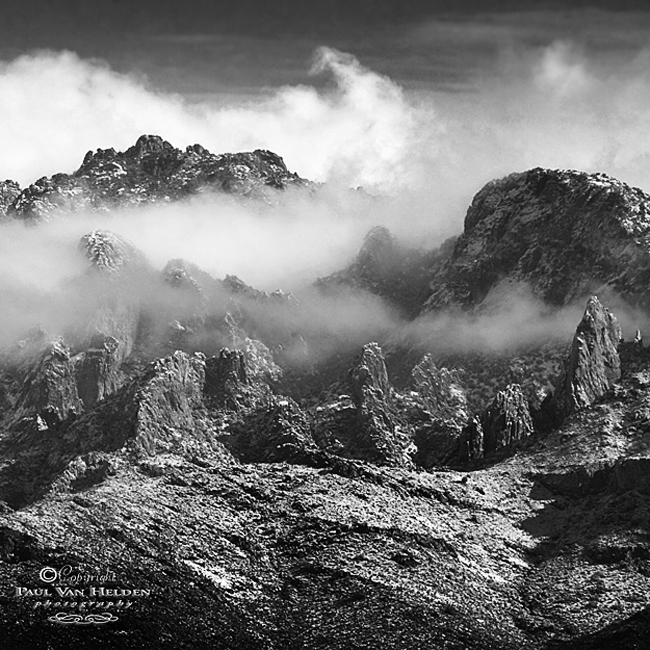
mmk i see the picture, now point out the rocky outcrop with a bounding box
[16,339,82,430]
[229,396,319,464]
[79,230,150,276]
[7,135,310,222]
[349,342,406,465]
[74,334,124,409]
[411,355,468,423]
[545,296,622,425]
[481,383,534,454]
[459,383,534,461]
[314,343,413,466]
[410,355,469,467]
[424,168,650,311]
[459,416,484,462]
[68,350,228,463]
[124,351,212,458]
[204,348,270,411]
[316,226,433,315]
[0,180,20,217]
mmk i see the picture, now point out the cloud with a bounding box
[1,35,650,360]
[0,48,425,194]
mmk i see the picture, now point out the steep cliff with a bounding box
[544,296,622,426]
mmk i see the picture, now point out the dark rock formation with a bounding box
[314,343,413,467]
[410,355,469,467]
[537,457,650,499]
[0,180,20,217]
[67,350,228,463]
[481,383,534,456]
[229,396,319,464]
[317,226,434,315]
[204,348,270,411]
[411,355,468,423]
[545,296,622,424]
[16,339,82,429]
[424,168,650,311]
[7,135,310,222]
[123,351,211,458]
[459,416,484,462]
[74,334,124,409]
[348,342,408,465]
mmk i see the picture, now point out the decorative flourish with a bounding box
[48,612,119,625]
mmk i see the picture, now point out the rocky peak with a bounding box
[203,348,265,411]
[424,167,650,311]
[5,136,310,223]
[103,350,214,459]
[79,230,150,275]
[346,343,413,466]
[229,396,319,464]
[411,354,468,423]
[545,296,622,424]
[16,338,82,430]
[457,383,533,463]
[481,383,534,455]
[0,180,21,217]
[350,342,392,407]
[410,355,469,468]
[356,226,400,267]
[162,259,203,295]
[126,134,174,158]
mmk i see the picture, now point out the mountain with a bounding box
[2,134,310,222]
[423,168,650,311]
[2,138,650,649]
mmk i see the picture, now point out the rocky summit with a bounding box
[2,141,650,649]
[422,168,650,311]
[2,135,310,222]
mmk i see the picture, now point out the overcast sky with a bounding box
[2,1,649,40]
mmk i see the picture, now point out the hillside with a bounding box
[1,138,650,648]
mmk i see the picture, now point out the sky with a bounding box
[3,3,650,204]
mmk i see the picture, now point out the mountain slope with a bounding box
[1,140,650,648]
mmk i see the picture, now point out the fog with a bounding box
[2,15,650,359]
